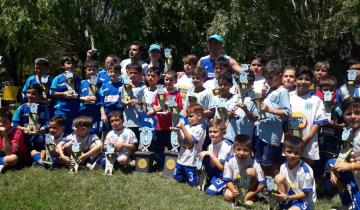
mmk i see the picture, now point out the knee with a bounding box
[4,154,18,166]
[275,174,285,184]
[117,155,129,165]
[224,189,234,202]
[246,168,256,177]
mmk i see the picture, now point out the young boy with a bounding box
[223,134,265,206]
[12,84,50,166]
[50,56,81,134]
[313,60,330,86]
[121,62,146,140]
[103,111,138,166]
[177,54,198,105]
[172,103,206,186]
[289,66,328,164]
[282,66,296,93]
[47,116,66,165]
[0,109,30,172]
[256,61,291,176]
[275,135,316,210]
[198,119,233,196]
[150,70,183,170]
[97,54,119,85]
[336,57,360,103]
[57,116,102,167]
[144,67,161,114]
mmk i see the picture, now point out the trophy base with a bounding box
[134,151,154,173]
[163,150,178,178]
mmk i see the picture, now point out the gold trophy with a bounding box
[27,103,39,132]
[344,69,357,99]
[233,171,250,209]
[323,91,334,121]
[40,75,49,100]
[216,98,228,120]
[104,142,115,176]
[44,134,56,165]
[156,85,167,111]
[122,76,133,104]
[336,127,353,163]
[65,70,78,98]
[164,48,172,73]
[70,140,81,173]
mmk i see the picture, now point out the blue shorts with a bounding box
[279,189,311,210]
[205,176,226,196]
[173,163,198,187]
[255,139,282,166]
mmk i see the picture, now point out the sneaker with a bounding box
[129,160,136,167]
[0,165,4,173]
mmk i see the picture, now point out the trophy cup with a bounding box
[265,176,278,210]
[43,134,56,165]
[104,142,115,176]
[40,74,49,100]
[156,85,167,112]
[87,76,98,103]
[122,75,133,104]
[196,158,207,191]
[323,91,334,121]
[187,86,197,105]
[252,93,268,121]
[65,70,78,98]
[27,103,39,132]
[70,140,81,173]
[288,112,307,138]
[234,70,250,104]
[135,125,155,173]
[233,171,251,209]
[345,69,357,99]
[216,98,228,120]
[164,48,172,73]
[336,127,353,163]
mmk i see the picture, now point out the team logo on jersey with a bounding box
[304,102,313,110]
[270,94,277,102]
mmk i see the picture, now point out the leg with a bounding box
[117,154,130,165]
[3,154,18,166]
[173,163,186,183]
[245,168,259,202]
[275,173,290,194]
[224,189,235,202]
[184,166,198,187]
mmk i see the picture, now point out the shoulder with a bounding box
[223,139,233,147]
[300,161,313,174]
[199,55,210,61]
[225,153,235,163]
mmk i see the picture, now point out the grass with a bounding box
[0,167,338,210]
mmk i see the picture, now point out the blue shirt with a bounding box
[22,75,53,99]
[336,83,360,105]
[199,55,230,79]
[120,82,146,127]
[80,79,101,112]
[97,69,110,85]
[99,81,123,114]
[12,103,50,129]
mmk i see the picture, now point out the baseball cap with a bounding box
[149,44,161,52]
[207,34,223,44]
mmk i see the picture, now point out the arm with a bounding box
[230,58,241,74]
[303,124,320,145]
[83,140,103,158]
[261,103,288,117]
[0,128,13,156]
[114,141,136,151]
[226,182,239,197]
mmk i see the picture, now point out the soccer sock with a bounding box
[32,153,42,164]
[0,157,4,165]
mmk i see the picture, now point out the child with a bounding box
[121,62,146,140]
[97,54,119,85]
[336,57,360,103]
[12,84,50,166]
[150,70,183,170]
[99,63,123,132]
[79,61,101,133]
[103,111,138,166]
[47,116,66,165]
[313,60,330,86]
[282,66,296,92]
[274,135,316,210]
[289,66,328,164]
[223,134,265,206]
[50,56,81,134]
[256,61,291,176]
[172,103,206,186]
[198,119,233,196]
[144,67,161,114]
[0,109,30,172]
[249,54,267,95]
[57,116,102,167]
[177,54,198,105]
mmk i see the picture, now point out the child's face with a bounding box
[321,84,335,93]
[208,127,223,144]
[26,89,41,103]
[85,67,98,78]
[109,69,121,82]
[187,111,202,126]
[110,116,124,130]
[215,65,228,78]
[146,72,160,87]
[105,57,117,71]
[64,61,74,71]
[233,143,252,160]
[218,79,232,96]
[295,74,312,94]
[49,121,64,138]
[250,59,263,77]
[35,64,49,75]
[284,146,302,165]
[266,73,283,89]
[183,62,195,74]
[343,105,360,129]
[164,74,176,89]
[74,126,89,138]
[149,51,161,61]
[128,69,142,84]
[0,116,11,131]
[314,68,329,83]
[192,75,204,88]
[282,69,296,90]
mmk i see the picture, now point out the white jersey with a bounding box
[120,58,148,76]
[63,133,100,152]
[143,87,157,112]
[223,155,265,185]
[177,124,206,167]
[208,139,233,164]
[204,78,237,95]
[289,91,328,160]
[279,160,316,209]
[253,76,266,95]
[104,128,138,155]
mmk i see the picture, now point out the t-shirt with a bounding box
[63,133,101,152]
[143,87,157,112]
[0,128,30,162]
[79,79,101,113]
[177,124,206,167]
[120,82,146,127]
[97,69,110,85]
[279,160,316,209]
[289,91,328,160]
[336,83,360,105]
[12,103,50,129]
[203,78,237,95]
[205,139,233,179]
[22,75,53,100]
[199,54,230,79]
[120,58,148,76]
[253,76,266,95]
[176,74,193,106]
[99,81,123,114]
[104,128,138,155]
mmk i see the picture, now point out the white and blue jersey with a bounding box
[99,81,123,114]
[22,75,53,99]
[12,103,50,129]
[97,69,110,85]
[205,139,233,179]
[120,83,146,128]
[256,87,291,146]
[336,84,360,104]
[199,54,230,79]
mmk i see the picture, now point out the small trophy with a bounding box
[169,96,180,152]
[336,127,353,163]
[234,171,251,208]
[135,126,155,173]
[104,143,115,176]
[40,75,49,99]
[156,85,167,112]
[123,75,133,103]
[253,93,268,121]
[164,48,172,73]
[288,113,306,138]
[44,134,56,164]
[65,70,78,98]
[196,158,207,191]
[265,176,278,210]
[28,103,39,132]
[70,140,81,173]
[187,86,197,105]
[212,88,220,96]
[345,69,357,98]
[216,98,228,120]
[234,71,249,103]
[323,91,334,120]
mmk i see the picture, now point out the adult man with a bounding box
[120,42,148,76]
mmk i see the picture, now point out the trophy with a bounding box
[65,70,78,98]
[164,48,172,73]
[156,85,167,112]
[123,75,133,103]
[135,125,155,173]
[265,176,278,210]
[253,93,268,121]
[345,69,357,99]
[187,86,197,105]
[212,88,220,96]
[28,103,39,132]
[104,142,115,176]
[196,158,207,191]
[288,112,307,138]
[336,127,353,163]
[233,171,251,208]
[40,75,49,100]
[70,140,81,173]
[323,91,334,120]
[215,98,228,120]
[234,70,250,103]
[44,134,56,165]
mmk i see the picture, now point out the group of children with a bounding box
[1,45,360,209]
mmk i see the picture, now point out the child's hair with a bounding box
[314,60,330,72]
[283,65,296,73]
[111,63,122,73]
[35,58,49,67]
[295,66,314,81]
[284,135,304,152]
[60,56,75,66]
[72,116,93,128]
[186,103,204,116]
[50,115,67,127]
[27,84,44,96]
[105,54,119,63]
[318,76,337,90]
[0,108,12,121]
[247,71,255,83]
[348,57,360,68]
[165,70,177,82]
[264,60,283,79]
[341,97,360,113]
[215,56,230,70]
[126,62,142,73]
[233,134,252,150]
[109,110,124,120]
[208,119,226,131]
[218,72,233,85]
[183,54,198,66]
[84,61,99,70]
[249,54,267,66]
[192,67,206,79]
[147,66,161,76]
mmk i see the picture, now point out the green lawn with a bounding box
[0,167,338,210]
